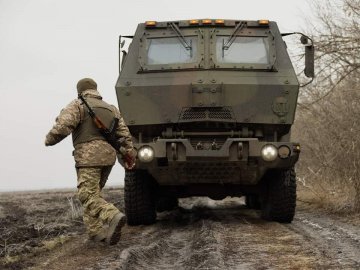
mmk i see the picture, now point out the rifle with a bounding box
[78,94,134,167]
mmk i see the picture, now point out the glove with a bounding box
[123,149,136,170]
[45,135,55,146]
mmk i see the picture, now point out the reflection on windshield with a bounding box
[216,36,270,64]
[147,37,197,65]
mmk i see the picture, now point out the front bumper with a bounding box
[131,138,299,185]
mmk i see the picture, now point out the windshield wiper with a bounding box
[169,22,193,57]
[222,21,247,56]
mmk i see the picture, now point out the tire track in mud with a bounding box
[91,203,229,270]
[119,222,225,270]
[86,198,346,270]
[290,210,360,268]
[31,197,360,270]
[109,225,193,269]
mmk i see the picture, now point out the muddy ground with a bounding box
[0,188,359,270]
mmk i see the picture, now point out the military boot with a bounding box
[93,224,109,242]
[106,213,126,245]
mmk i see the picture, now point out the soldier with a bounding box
[45,78,136,245]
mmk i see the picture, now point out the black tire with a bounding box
[245,195,261,210]
[156,196,179,212]
[124,170,157,226]
[261,167,297,223]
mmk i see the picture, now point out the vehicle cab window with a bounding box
[137,21,275,72]
[216,36,270,65]
[147,37,198,65]
[138,26,203,71]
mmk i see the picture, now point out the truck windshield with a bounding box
[147,37,198,65]
[216,36,270,64]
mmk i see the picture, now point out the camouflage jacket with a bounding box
[45,89,134,167]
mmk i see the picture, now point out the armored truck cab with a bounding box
[116,19,314,225]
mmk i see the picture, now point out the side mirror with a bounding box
[282,32,315,83]
[300,35,308,45]
[120,40,126,48]
[300,35,315,78]
[119,37,126,73]
[121,50,128,69]
[304,45,315,78]
[118,35,134,74]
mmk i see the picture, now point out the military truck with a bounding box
[116,19,314,225]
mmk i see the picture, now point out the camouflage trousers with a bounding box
[76,166,120,238]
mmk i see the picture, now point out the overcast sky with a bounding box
[0,0,311,191]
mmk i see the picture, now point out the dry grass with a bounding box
[297,177,355,213]
[0,188,123,269]
[67,196,83,220]
[41,235,70,251]
[294,77,360,213]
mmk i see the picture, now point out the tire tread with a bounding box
[124,170,156,226]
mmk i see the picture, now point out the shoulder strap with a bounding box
[79,102,85,123]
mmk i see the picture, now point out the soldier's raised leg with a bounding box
[76,167,125,244]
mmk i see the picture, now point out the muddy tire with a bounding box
[245,195,261,210]
[156,197,179,212]
[261,167,296,223]
[124,170,156,226]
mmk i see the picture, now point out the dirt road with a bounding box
[1,190,359,269]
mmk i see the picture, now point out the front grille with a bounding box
[208,108,233,119]
[182,108,206,120]
[179,107,235,122]
[177,162,240,182]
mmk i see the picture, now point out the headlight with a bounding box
[138,146,154,163]
[278,145,291,159]
[261,145,278,161]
